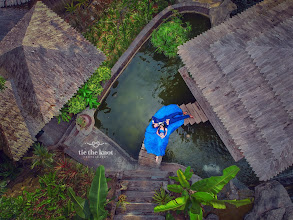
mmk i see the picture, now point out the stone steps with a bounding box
[122,169,170,181]
[122,180,167,192]
[115,203,160,215]
[121,191,155,203]
[114,168,170,219]
[114,214,165,220]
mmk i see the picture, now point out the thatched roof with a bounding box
[0,1,105,160]
[0,8,28,40]
[178,0,293,181]
[0,81,34,161]
[0,0,30,8]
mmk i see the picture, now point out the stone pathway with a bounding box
[114,168,170,220]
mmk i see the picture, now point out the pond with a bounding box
[95,13,259,187]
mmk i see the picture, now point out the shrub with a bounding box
[0,172,73,219]
[152,187,174,205]
[68,95,87,114]
[151,16,191,58]
[0,76,6,91]
[24,143,54,170]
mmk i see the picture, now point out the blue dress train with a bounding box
[144,104,186,156]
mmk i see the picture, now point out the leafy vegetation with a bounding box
[84,0,159,67]
[0,76,6,91]
[68,165,111,219]
[0,156,113,219]
[151,15,191,58]
[154,165,253,220]
[23,143,54,170]
[65,1,77,13]
[68,95,88,114]
[57,66,111,123]
[0,172,72,219]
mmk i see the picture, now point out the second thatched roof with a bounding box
[178,0,293,181]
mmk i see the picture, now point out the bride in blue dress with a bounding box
[144,104,193,162]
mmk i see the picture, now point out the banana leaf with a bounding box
[169,166,193,182]
[67,187,87,219]
[177,169,190,189]
[191,165,240,195]
[189,208,203,220]
[190,197,201,214]
[89,166,108,220]
[207,198,253,209]
[167,184,183,193]
[184,166,193,180]
[191,192,214,203]
[154,196,188,213]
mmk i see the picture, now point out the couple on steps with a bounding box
[151,111,193,161]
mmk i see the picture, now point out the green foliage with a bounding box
[154,165,253,220]
[151,16,191,58]
[157,0,169,12]
[57,106,72,124]
[24,143,54,170]
[68,95,87,114]
[152,187,174,206]
[0,172,72,219]
[76,0,89,8]
[0,76,6,91]
[84,0,158,68]
[65,1,76,13]
[68,165,110,220]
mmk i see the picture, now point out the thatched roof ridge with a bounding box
[178,0,293,180]
[0,1,106,160]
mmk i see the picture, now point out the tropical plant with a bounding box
[65,1,77,13]
[24,143,54,170]
[154,165,253,220]
[68,95,87,114]
[78,84,93,98]
[152,187,174,206]
[68,165,110,220]
[0,76,6,91]
[57,106,72,124]
[76,0,89,8]
[151,15,191,58]
[85,94,100,109]
[116,194,130,212]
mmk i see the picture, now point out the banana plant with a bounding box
[68,166,109,220]
[154,165,253,220]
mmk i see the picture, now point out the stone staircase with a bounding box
[114,168,171,220]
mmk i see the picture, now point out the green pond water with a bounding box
[95,13,259,186]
